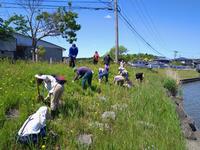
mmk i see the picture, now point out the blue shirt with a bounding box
[69,46,78,58]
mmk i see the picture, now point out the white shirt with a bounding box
[18,106,47,136]
[38,75,58,94]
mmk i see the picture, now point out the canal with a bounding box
[182,81,200,130]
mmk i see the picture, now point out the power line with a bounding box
[0,6,113,11]
[119,10,165,57]
[129,0,160,48]
[139,0,169,50]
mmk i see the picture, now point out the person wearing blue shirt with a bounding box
[69,44,78,67]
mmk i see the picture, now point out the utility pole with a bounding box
[114,0,119,63]
[174,50,178,59]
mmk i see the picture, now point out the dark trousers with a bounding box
[93,59,98,65]
[82,71,93,89]
[17,127,46,144]
[69,57,76,68]
[99,72,109,82]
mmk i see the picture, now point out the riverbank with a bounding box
[176,77,200,150]
[0,60,185,149]
[172,96,200,150]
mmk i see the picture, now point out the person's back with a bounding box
[17,106,48,144]
[73,67,93,89]
[104,55,112,65]
[77,67,92,77]
[93,51,99,64]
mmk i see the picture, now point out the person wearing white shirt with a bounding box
[35,74,64,118]
[17,106,48,144]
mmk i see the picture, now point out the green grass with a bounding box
[0,59,186,149]
[175,69,199,80]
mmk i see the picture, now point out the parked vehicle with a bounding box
[147,61,169,69]
[129,60,148,68]
[196,64,200,73]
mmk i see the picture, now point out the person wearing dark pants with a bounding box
[69,57,76,68]
[73,67,93,89]
[82,71,93,89]
[69,44,78,67]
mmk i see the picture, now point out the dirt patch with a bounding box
[6,108,19,119]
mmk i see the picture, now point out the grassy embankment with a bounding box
[0,60,186,149]
[176,70,199,80]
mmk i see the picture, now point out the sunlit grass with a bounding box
[0,59,186,149]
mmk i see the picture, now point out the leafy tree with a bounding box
[107,45,128,58]
[0,18,13,40]
[6,0,81,61]
[36,45,46,61]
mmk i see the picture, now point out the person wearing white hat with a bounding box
[35,74,64,118]
[17,106,49,144]
[114,75,125,86]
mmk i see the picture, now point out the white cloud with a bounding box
[104,15,112,19]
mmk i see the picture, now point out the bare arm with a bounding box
[73,72,80,81]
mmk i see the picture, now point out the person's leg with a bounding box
[87,72,93,87]
[82,74,87,89]
[73,57,76,67]
[72,59,75,67]
[50,84,64,118]
[105,73,108,82]
[40,126,46,137]
[98,73,103,83]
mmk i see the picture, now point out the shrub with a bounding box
[163,78,178,96]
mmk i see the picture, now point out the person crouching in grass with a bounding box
[73,67,93,89]
[35,74,65,119]
[98,64,109,83]
[17,106,49,144]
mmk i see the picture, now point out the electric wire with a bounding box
[119,10,165,57]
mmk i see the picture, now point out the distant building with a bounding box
[173,57,193,66]
[0,37,16,59]
[0,33,65,61]
[154,57,171,64]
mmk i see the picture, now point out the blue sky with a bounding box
[0,0,200,58]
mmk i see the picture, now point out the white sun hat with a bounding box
[35,74,46,80]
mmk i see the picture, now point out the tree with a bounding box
[6,0,81,61]
[0,17,13,40]
[107,45,128,58]
[36,45,46,61]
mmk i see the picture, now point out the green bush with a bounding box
[163,78,178,96]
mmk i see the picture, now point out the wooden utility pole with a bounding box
[174,50,178,59]
[114,0,119,63]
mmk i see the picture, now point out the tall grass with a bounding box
[0,59,185,149]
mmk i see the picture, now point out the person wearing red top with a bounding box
[93,51,99,64]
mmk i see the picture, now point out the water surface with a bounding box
[182,81,200,130]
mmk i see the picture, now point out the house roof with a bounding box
[14,33,66,51]
[174,57,192,61]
